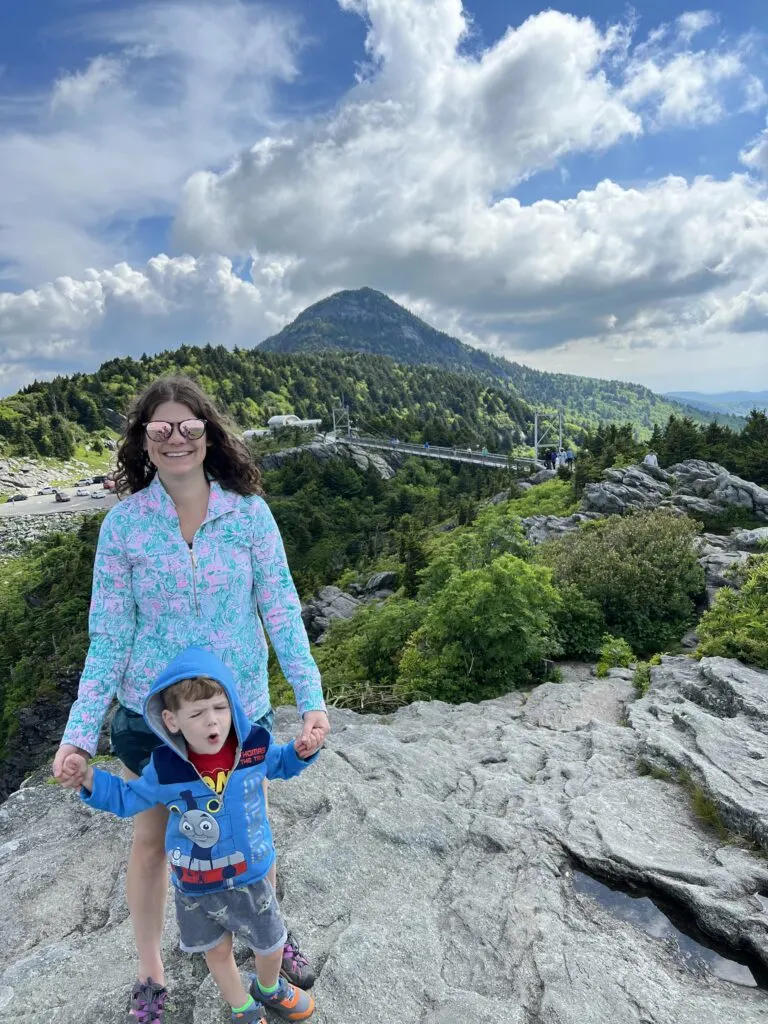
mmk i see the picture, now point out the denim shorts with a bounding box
[110,703,275,776]
[174,877,287,956]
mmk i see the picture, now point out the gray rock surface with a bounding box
[0,511,90,559]
[259,442,401,480]
[2,658,767,1024]
[303,573,400,641]
[582,460,768,522]
[301,585,362,641]
[0,456,108,495]
[528,468,557,485]
[521,511,602,545]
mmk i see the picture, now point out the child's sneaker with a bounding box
[129,978,168,1024]
[280,931,316,988]
[231,999,267,1023]
[249,976,315,1021]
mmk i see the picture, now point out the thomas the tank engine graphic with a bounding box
[168,789,247,889]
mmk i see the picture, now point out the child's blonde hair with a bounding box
[162,675,226,712]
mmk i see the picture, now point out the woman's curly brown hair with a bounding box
[114,375,263,498]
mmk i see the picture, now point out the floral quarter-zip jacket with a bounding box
[62,475,325,755]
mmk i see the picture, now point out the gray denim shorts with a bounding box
[174,878,287,956]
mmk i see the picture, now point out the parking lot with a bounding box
[0,484,119,517]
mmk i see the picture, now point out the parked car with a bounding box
[37,486,54,495]
[76,487,89,497]
[76,479,90,486]
[9,494,28,502]
[55,491,71,503]
[90,491,106,499]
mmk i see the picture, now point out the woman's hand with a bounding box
[53,743,90,788]
[60,753,92,790]
[296,710,330,759]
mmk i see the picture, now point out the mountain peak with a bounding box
[260,287,499,373]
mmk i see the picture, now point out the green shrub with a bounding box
[633,662,652,696]
[553,583,606,659]
[396,554,562,704]
[313,597,427,711]
[595,634,635,677]
[0,517,103,754]
[504,478,579,518]
[419,504,530,599]
[696,555,768,669]
[537,510,705,656]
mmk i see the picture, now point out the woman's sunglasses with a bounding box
[143,418,207,442]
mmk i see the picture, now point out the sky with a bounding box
[1,0,767,398]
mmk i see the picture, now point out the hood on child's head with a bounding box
[143,646,253,759]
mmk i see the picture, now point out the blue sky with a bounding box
[1,0,767,395]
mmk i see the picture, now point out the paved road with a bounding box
[0,486,119,517]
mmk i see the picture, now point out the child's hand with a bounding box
[60,752,90,790]
[294,728,324,760]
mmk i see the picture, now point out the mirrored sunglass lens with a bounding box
[180,419,205,439]
[146,421,172,440]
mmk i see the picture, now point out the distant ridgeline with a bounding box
[0,288,743,459]
[258,288,743,430]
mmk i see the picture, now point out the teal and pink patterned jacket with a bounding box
[61,474,325,755]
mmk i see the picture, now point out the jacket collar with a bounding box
[144,473,240,523]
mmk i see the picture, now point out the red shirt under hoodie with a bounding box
[188,730,238,795]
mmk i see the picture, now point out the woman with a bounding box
[53,375,330,1023]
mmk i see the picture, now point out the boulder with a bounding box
[528,468,557,485]
[521,511,602,545]
[301,585,361,642]
[582,464,672,515]
[582,460,768,522]
[363,571,398,594]
[2,658,768,1023]
[732,527,768,550]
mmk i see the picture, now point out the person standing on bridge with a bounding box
[53,374,329,1024]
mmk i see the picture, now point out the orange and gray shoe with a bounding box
[249,976,315,1021]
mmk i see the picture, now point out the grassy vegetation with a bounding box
[504,478,580,518]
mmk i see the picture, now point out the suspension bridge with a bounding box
[328,434,543,471]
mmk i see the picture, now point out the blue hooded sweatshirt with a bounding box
[81,646,318,894]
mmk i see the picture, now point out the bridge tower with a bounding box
[533,410,563,465]
[331,399,352,440]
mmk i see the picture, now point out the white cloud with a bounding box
[0,1,299,286]
[0,253,298,396]
[676,11,718,43]
[1,0,768,396]
[741,125,768,175]
[620,12,762,127]
[51,56,125,114]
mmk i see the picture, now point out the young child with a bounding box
[63,646,320,1023]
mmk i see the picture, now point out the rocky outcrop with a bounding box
[0,456,108,495]
[0,671,104,803]
[301,586,362,641]
[631,656,768,852]
[2,657,767,1023]
[520,510,602,544]
[302,572,399,641]
[695,534,751,604]
[582,463,673,515]
[669,462,768,520]
[0,512,91,559]
[259,441,402,480]
[582,460,768,521]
